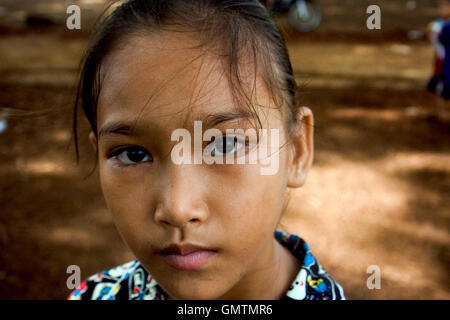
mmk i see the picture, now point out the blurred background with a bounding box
[0,0,448,299]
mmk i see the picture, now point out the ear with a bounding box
[287,106,314,188]
[89,131,98,152]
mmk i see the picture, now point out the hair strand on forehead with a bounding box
[73,0,303,164]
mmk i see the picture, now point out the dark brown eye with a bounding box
[210,136,244,156]
[115,147,152,164]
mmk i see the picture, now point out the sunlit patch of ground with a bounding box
[282,151,449,299]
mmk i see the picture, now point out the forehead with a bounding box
[97,31,275,132]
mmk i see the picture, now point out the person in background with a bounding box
[426,15,445,94]
[438,0,450,100]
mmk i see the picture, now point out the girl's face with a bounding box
[92,32,313,299]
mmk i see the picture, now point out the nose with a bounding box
[154,164,209,229]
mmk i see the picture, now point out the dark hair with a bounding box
[73,0,300,161]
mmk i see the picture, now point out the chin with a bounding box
[167,287,224,300]
[145,263,233,300]
[158,276,230,300]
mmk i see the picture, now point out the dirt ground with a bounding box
[0,0,449,300]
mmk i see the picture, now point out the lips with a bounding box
[155,244,217,271]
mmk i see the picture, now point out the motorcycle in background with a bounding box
[261,0,322,32]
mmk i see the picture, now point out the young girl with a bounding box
[68,0,345,300]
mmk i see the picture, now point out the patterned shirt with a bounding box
[67,230,345,300]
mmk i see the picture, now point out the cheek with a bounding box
[211,165,288,252]
[98,163,155,235]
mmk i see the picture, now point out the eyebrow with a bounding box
[202,109,252,128]
[98,110,253,138]
[98,121,138,138]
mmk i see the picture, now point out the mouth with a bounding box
[155,243,218,271]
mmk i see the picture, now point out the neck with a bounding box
[217,237,302,300]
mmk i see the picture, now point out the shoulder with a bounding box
[67,261,167,300]
[286,250,346,300]
[277,232,346,300]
